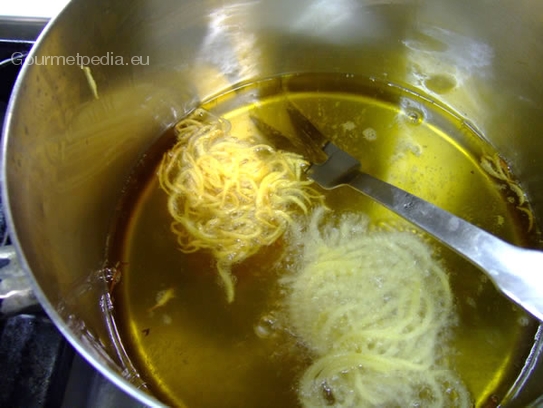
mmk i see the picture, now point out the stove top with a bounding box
[0,11,148,408]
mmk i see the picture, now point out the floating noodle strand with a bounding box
[157,109,324,302]
[282,208,471,407]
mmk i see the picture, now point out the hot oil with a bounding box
[110,73,539,408]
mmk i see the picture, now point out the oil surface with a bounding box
[110,74,539,407]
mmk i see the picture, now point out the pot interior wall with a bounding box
[3,0,543,405]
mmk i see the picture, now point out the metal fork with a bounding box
[251,103,543,322]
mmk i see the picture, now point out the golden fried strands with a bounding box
[158,109,324,302]
[282,208,471,408]
[480,153,534,231]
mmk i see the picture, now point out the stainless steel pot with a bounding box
[3,0,543,406]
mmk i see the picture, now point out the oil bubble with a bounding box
[254,314,278,339]
[362,127,377,141]
[403,108,424,125]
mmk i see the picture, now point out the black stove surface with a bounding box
[0,314,74,407]
[0,28,147,408]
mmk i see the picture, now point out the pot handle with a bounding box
[0,245,40,317]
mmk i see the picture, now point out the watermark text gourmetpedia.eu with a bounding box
[12,52,149,66]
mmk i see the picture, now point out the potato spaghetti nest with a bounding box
[157,109,324,303]
[281,208,471,408]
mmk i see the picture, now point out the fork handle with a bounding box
[347,171,543,321]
